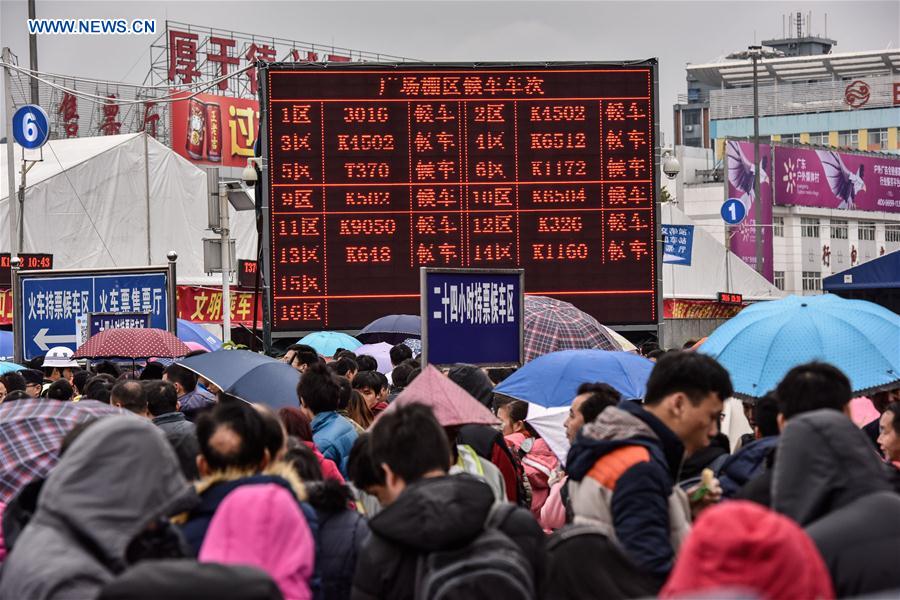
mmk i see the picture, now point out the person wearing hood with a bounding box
[0,416,198,600]
[352,403,544,600]
[735,362,857,507]
[660,501,834,600]
[199,484,315,600]
[773,408,900,597]
[565,351,733,584]
[451,364,525,506]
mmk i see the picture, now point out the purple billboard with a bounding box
[726,140,774,282]
[774,146,900,213]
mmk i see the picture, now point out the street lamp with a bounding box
[726,45,784,275]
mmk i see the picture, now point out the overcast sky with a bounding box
[1,0,898,141]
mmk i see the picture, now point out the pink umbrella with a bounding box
[385,365,498,427]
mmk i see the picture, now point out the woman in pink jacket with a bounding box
[496,398,561,519]
[199,484,315,600]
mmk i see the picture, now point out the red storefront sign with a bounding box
[663,298,745,319]
[170,91,259,168]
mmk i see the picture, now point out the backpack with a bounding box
[414,503,536,600]
[543,524,660,600]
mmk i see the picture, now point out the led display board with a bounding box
[263,62,658,332]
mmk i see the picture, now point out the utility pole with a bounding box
[3,48,19,261]
[751,45,762,275]
[4,47,20,363]
[27,0,39,106]
[219,179,232,343]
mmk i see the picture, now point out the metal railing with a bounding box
[710,74,898,120]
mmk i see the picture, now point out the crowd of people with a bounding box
[0,339,899,600]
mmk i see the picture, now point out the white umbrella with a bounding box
[526,403,570,465]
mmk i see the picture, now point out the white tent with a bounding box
[662,204,783,301]
[0,133,256,284]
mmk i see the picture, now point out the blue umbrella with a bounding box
[297,331,361,358]
[0,330,12,360]
[0,361,24,375]
[357,314,421,345]
[700,294,900,399]
[494,349,654,408]
[177,350,299,410]
[177,319,223,352]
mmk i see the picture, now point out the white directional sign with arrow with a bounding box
[33,328,78,352]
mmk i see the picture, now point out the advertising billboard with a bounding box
[774,146,900,213]
[725,140,774,282]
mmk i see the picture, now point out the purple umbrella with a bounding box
[354,342,393,374]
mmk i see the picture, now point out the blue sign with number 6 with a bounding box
[721,198,746,225]
[12,104,50,149]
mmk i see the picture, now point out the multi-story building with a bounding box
[670,27,900,297]
[674,18,899,154]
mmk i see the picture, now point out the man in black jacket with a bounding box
[145,380,200,480]
[351,404,544,600]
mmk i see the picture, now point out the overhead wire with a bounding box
[0,60,255,107]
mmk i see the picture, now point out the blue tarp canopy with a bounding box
[824,251,900,291]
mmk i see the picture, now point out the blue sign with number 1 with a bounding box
[721,198,747,225]
[12,104,50,149]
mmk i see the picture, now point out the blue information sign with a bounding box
[12,104,50,149]
[89,312,152,337]
[421,268,524,366]
[661,224,695,266]
[721,198,747,225]
[18,269,172,359]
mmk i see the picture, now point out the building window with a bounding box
[858,222,875,241]
[773,216,784,237]
[683,110,700,126]
[837,130,858,148]
[886,224,900,242]
[802,271,821,292]
[830,219,848,240]
[774,271,785,291]
[781,133,802,144]
[809,131,830,146]
[801,217,820,238]
[867,128,888,151]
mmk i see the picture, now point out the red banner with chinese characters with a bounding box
[663,298,745,319]
[176,286,262,326]
[170,91,259,168]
